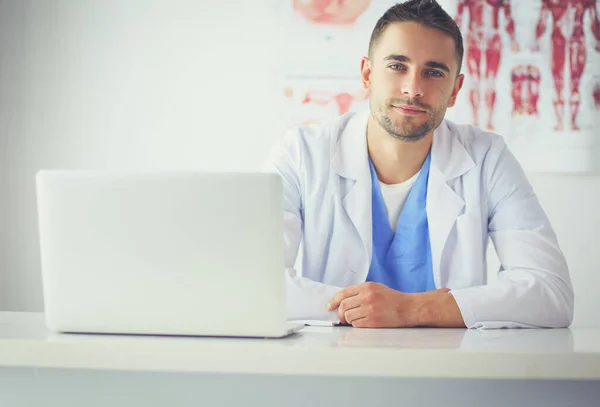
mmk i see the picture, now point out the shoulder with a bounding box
[444,120,527,194]
[445,119,508,166]
[445,120,531,205]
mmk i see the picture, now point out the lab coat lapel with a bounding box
[329,113,475,286]
[331,111,372,275]
[427,121,475,288]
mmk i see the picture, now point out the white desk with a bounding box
[1,312,599,406]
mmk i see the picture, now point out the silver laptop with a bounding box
[36,171,303,338]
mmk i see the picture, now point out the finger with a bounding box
[350,316,368,328]
[338,296,361,324]
[328,285,360,311]
[345,306,367,325]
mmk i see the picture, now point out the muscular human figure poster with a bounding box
[533,0,600,132]
[454,0,520,130]
[445,0,599,171]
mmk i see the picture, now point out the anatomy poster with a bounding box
[283,79,370,127]
[446,0,600,172]
[275,0,600,172]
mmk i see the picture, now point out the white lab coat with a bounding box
[263,110,574,329]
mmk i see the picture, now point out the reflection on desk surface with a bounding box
[1,312,593,354]
[298,326,576,352]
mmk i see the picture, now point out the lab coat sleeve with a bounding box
[450,137,574,329]
[263,130,341,322]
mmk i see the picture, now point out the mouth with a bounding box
[393,105,426,115]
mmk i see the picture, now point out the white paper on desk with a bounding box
[290,320,338,327]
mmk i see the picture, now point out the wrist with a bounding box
[412,291,436,327]
[413,289,465,328]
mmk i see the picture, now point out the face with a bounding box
[361,22,464,142]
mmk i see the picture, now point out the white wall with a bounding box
[540,175,600,327]
[0,0,283,312]
[1,0,598,327]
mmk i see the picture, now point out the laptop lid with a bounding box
[36,171,287,337]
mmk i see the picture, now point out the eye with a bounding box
[389,64,406,71]
[426,70,444,77]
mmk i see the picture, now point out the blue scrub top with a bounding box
[366,152,436,293]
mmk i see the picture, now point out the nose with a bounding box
[401,72,424,99]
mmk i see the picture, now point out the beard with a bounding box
[373,97,446,142]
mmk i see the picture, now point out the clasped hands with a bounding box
[327,282,465,328]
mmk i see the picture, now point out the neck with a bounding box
[367,115,433,185]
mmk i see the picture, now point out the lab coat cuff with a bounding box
[448,289,477,329]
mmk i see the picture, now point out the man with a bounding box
[264,0,573,329]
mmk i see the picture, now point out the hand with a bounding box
[328,283,466,328]
[327,282,419,328]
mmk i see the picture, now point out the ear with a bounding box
[447,73,464,107]
[360,57,372,94]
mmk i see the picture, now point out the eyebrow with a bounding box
[383,54,451,74]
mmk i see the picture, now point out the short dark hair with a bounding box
[368,0,464,74]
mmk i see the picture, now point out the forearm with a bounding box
[411,289,466,328]
[449,271,573,329]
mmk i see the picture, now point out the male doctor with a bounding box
[264,0,574,329]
